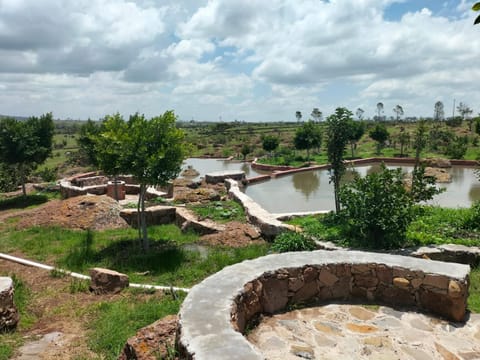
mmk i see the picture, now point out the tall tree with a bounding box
[77,119,101,166]
[0,113,54,195]
[295,111,302,123]
[294,120,322,161]
[457,102,474,131]
[311,108,322,122]
[376,102,384,121]
[356,108,365,120]
[433,101,445,121]
[369,123,389,155]
[326,107,352,213]
[393,105,404,122]
[347,120,365,158]
[397,127,410,157]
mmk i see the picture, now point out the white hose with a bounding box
[0,252,190,293]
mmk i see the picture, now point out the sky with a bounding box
[0,0,479,122]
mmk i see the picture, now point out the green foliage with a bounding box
[446,116,463,127]
[339,164,415,249]
[87,294,184,359]
[0,163,17,192]
[188,200,245,223]
[326,107,353,212]
[271,231,316,253]
[262,135,280,154]
[76,119,101,166]
[0,194,49,210]
[410,164,445,203]
[240,143,252,160]
[369,123,389,155]
[469,269,480,313]
[33,166,58,182]
[346,120,365,158]
[463,201,480,230]
[444,135,469,159]
[0,113,54,195]
[293,120,322,160]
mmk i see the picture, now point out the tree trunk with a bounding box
[114,175,119,201]
[350,142,355,158]
[334,179,341,213]
[20,166,27,196]
[139,183,149,252]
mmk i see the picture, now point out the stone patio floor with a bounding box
[247,304,480,360]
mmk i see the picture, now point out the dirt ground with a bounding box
[0,179,267,358]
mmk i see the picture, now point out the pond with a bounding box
[243,164,480,214]
[181,158,268,180]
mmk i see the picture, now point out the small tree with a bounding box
[240,143,252,160]
[376,102,384,121]
[397,127,410,157]
[457,102,474,130]
[293,121,322,161]
[326,107,352,212]
[393,105,404,122]
[122,111,186,251]
[346,120,365,158]
[295,111,302,123]
[262,135,279,157]
[311,108,322,122]
[77,119,101,166]
[369,123,389,155]
[356,108,365,120]
[0,113,54,195]
[433,101,445,121]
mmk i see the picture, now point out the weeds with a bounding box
[188,200,245,223]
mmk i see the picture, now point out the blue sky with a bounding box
[0,0,478,122]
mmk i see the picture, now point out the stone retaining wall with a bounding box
[176,250,470,360]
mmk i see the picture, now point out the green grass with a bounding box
[87,291,184,360]
[469,268,480,313]
[188,200,246,223]
[0,194,51,211]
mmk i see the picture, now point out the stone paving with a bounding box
[248,304,480,360]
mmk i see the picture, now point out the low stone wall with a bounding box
[226,179,294,239]
[0,277,19,332]
[120,206,177,227]
[205,171,246,184]
[176,251,470,360]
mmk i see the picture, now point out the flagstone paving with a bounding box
[247,304,480,360]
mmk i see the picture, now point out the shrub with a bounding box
[339,164,415,249]
[271,232,316,253]
[463,201,480,230]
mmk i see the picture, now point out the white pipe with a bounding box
[0,253,190,293]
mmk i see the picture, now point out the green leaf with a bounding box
[475,14,480,25]
[473,2,480,11]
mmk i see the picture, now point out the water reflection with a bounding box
[469,183,480,202]
[292,171,320,200]
[181,158,267,180]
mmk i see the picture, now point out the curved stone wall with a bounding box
[177,250,470,360]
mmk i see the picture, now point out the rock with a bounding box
[424,167,452,183]
[0,277,19,332]
[181,166,200,178]
[422,158,452,168]
[89,268,129,294]
[205,171,245,184]
[119,315,178,360]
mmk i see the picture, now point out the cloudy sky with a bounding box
[0,0,479,122]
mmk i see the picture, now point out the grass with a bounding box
[188,200,246,223]
[469,268,480,313]
[87,291,184,360]
[0,194,51,211]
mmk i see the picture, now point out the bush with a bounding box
[339,164,415,249]
[34,167,58,182]
[271,232,316,253]
[463,201,480,230]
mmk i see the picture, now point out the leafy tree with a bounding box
[393,105,404,122]
[356,108,365,120]
[445,135,469,159]
[0,163,17,192]
[311,108,322,122]
[397,127,410,157]
[376,102,384,121]
[412,120,428,166]
[346,120,365,158]
[473,2,480,25]
[262,135,279,156]
[293,120,322,161]
[433,101,445,121]
[369,123,389,155]
[339,164,415,249]
[457,102,474,130]
[475,117,480,136]
[240,143,252,160]
[295,111,302,123]
[125,112,185,251]
[326,107,352,212]
[0,113,54,195]
[77,119,101,166]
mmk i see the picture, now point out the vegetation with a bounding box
[271,232,316,253]
[188,200,245,223]
[293,120,322,161]
[369,123,389,155]
[474,2,480,25]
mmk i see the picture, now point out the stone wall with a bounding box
[176,250,470,360]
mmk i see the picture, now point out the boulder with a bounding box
[118,315,178,360]
[422,158,452,168]
[0,277,19,332]
[89,268,129,294]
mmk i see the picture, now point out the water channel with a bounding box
[182,159,480,214]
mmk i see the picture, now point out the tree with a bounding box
[457,102,474,130]
[393,105,404,122]
[376,102,384,121]
[369,123,389,155]
[240,143,252,160]
[475,117,480,136]
[311,108,322,122]
[0,113,54,195]
[339,165,415,249]
[326,107,352,213]
[262,135,279,156]
[121,111,186,251]
[397,127,410,157]
[295,111,302,123]
[346,120,365,158]
[356,108,364,120]
[77,119,101,166]
[433,101,445,121]
[294,121,322,161]
[473,2,480,25]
